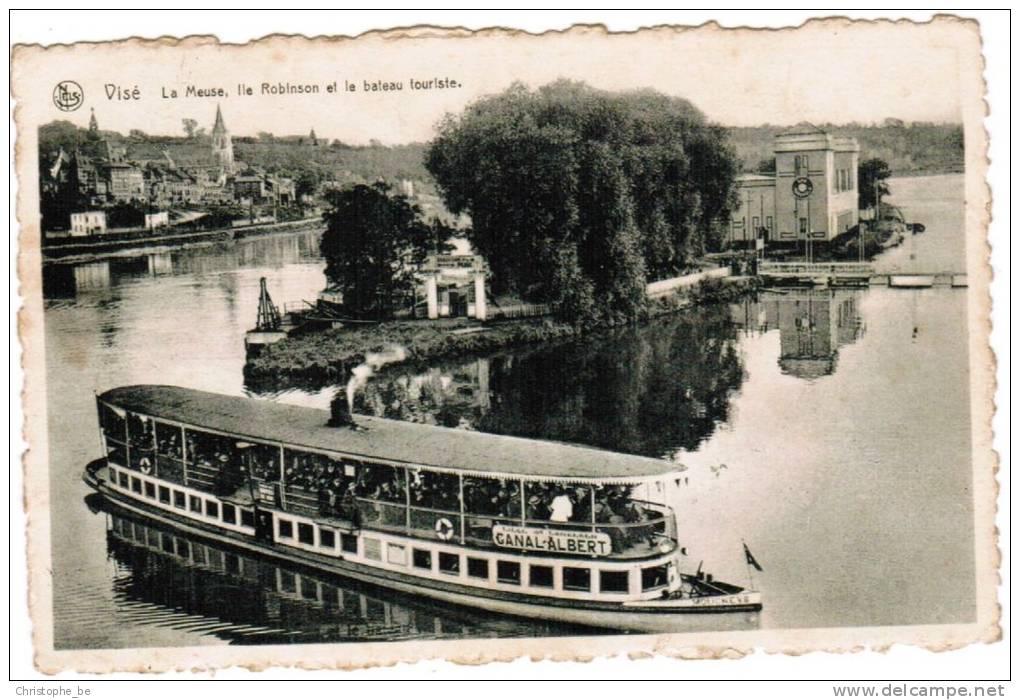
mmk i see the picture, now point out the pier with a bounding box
[758,262,967,288]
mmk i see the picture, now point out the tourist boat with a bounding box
[83,385,762,633]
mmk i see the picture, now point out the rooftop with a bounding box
[99,385,679,483]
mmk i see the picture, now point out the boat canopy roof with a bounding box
[99,385,680,484]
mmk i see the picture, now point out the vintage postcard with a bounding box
[12,17,998,673]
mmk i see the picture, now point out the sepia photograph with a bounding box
[10,11,1006,682]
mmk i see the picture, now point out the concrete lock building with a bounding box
[728,127,860,247]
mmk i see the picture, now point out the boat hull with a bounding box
[83,462,761,635]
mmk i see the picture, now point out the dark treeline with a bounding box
[425,81,739,323]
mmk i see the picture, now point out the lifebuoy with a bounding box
[139,457,152,475]
[435,517,455,541]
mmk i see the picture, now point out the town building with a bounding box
[728,126,860,247]
[210,104,235,175]
[104,161,146,201]
[144,211,170,230]
[69,211,107,236]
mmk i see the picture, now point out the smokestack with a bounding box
[328,393,356,428]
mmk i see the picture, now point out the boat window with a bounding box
[298,522,315,545]
[641,565,669,591]
[562,567,591,592]
[408,469,462,541]
[158,485,171,504]
[99,403,126,443]
[222,503,237,525]
[528,564,554,588]
[387,544,407,566]
[354,462,406,503]
[409,469,459,512]
[352,463,408,532]
[412,549,432,570]
[277,518,293,539]
[524,482,592,526]
[172,490,186,509]
[119,471,130,489]
[205,500,219,518]
[463,477,521,518]
[340,533,358,554]
[497,561,521,585]
[144,481,156,499]
[246,442,281,482]
[438,551,460,575]
[108,467,117,484]
[278,570,297,593]
[319,528,336,549]
[240,509,255,528]
[188,495,202,513]
[130,477,142,494]
[185,429,245,496]
[363,538,382,561]
[463,477,521,545]
[127,413,155,472]
[599,570,630,594]
[154,422,186,485]
[466,557,489,579]
[281,448,353,520]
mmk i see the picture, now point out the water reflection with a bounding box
[338,289,866,459]
[731,289,865,380]
[98,500,594,645]
[42,230,321,302]
[345,303,746,459]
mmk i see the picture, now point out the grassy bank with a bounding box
[243,276,759,391]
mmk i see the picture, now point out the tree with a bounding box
[182,118,198,138]
[858,157,892,210]
[756,157,776,174]
[320,182,453,319]
[424,80,738,323]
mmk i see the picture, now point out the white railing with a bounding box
[759,262,875,275]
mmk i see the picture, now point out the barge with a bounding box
[84,385,762,634]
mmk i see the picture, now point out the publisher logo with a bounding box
[53,81,84,112]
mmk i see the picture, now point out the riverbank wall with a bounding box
[42,217,322,264]
[243,274,760,391]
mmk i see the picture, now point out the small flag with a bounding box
[743,542,763,572]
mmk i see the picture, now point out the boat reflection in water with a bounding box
[93,495,605,645]
[732,289,865,380]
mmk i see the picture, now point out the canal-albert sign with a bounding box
[492,524,613,556]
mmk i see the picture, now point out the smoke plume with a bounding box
[346,345,408,414]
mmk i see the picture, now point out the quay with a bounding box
[758,262,967,288]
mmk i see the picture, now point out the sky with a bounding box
[19,21,971,145]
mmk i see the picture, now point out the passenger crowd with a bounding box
[108,415,666,551]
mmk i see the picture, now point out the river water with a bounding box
[41,175,975,649]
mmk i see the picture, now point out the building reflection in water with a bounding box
[732,288,865,380]
[101,505,589,645]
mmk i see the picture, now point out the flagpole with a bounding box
[742,540,757,592]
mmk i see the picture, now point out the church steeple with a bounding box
[210,104,234,174]
[88,108,98,133]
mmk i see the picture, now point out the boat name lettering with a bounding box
[690,594,752,606]
[491,525,612,556]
